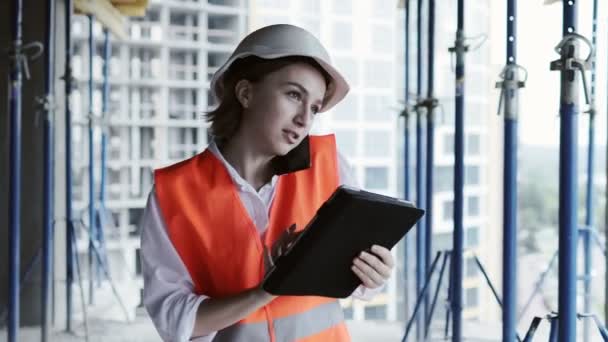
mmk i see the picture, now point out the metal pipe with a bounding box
[425,251,449,338]
[42,0,56,340]
[415,0,427,338]
[583,1,598,340]
[403,0,412,323]
[402,251,443,342]
[605,9,608,330]
[557,1,579,340]
[97,29,111,286]
[64,0,75,331]
[502,0,519,340]
[451,1,466,340]
[424,2,436,326]
[8,0,24,340]
[87,14,96,305]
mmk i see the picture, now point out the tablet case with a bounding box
[262,185,425,298]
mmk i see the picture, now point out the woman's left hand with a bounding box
[351,245,394,289]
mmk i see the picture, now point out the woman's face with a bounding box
[238,62,327,157]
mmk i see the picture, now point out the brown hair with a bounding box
[205,55,331,144]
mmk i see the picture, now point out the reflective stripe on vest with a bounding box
[214,301,345,342]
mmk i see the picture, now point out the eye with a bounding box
[287,91,302,101]
[311,105,320,115]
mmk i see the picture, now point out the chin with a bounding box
[272,141,296,157]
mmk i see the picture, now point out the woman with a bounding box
[140,24,395,342]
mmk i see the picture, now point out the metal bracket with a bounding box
[416,98,440,123]
[550,33,594,106]
[6,41,44,81]
[495,64,528,119]
[34,94,58,126]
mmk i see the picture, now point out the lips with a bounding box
[283,129,300,144]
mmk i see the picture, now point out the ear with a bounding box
[234,79,252,108]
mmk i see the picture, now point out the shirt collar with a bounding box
[207,140,279,192]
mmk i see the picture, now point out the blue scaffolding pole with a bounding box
[8,0,24,340]
[87,14,97,305]
[97,28,111,287]
[495,0,525,340]
[42,0,56,340]
[451,0,466,340]
[553,1,580,340]
[424,3,437,326]
[402,0,413,322]
[582,0,599,341]
[64,0,75,332]
[415,0,427,339]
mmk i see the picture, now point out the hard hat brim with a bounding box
[210,51,350,113]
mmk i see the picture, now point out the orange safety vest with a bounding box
[154,135,351,342]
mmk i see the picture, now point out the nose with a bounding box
[294,108,313,128]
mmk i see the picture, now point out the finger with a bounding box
[358,251,392,279]
[353,257,385,286]
[351,264,381,289]
[371,245,395,268]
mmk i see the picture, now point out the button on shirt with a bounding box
[140,140,384,342]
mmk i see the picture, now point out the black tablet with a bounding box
[262,185,425,298]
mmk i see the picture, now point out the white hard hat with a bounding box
[210,24,350,113]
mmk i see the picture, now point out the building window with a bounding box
[335,129,358,157]
[364,305,387,320]
[466,133,481,156]
[332,21,353,50]
[373,1,395,19]
[465,256,478,278]
[364,60,392,89]
[465,287,479,308]
[442,200,453,221]
[364,130,391,158]
[443,132,454,156]
[363,95,392,122]
[435,166,453,192]
[343,307,354,320]
[299,0,320,13]
[335,57,359,87]
[332,0,352,15]
[364,167,389,190]
[465,165,480,186]
[370,24,393,53]
[258,0,290,9]
[467,196,480,217]
[333,94,358,121]
[465,226,480,248]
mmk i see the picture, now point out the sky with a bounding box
[514,0,607,146]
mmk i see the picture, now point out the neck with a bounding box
[219,129,275,191]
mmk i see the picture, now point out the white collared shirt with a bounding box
[140,140,383,342]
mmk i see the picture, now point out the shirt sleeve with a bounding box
[140,187,217,341]
[336,151,387,302]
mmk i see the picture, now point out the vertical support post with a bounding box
[98,29,111,286]
[556,1,579,340]
[42,0,56,340]
[501,0,520,340]
[583,1,598,341]
[425,2,436,326]
[415,0,427,339]
[8,0,24,341]
[64,0,75,331]
[451,1,466,340]
[87,14,96,305]
[403,0,412,323]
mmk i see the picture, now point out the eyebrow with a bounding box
[283,81,323,105]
